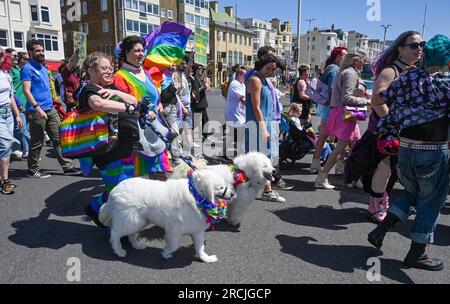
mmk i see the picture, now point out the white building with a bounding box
[240,18,276,60]
[367,39,384,63]
[347,31,369,52]
[178,0,210,54]
[0,0,65,67]
[296,30,343,73]
[120,0,161,39]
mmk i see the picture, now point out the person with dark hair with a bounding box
[0,48,23,194]
[61,47,80,112]
[345,31,423,222]
[310,47,347,173]
[77,52,144,228]
[292,64,313,125]
[245,47,293,191]
[245,53,286,202]
[368,34,450,271]
[21,39,80,178]
[112,36,173,178]
[191,63,213,144]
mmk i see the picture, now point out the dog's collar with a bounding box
[188,175,228,228]
[229,164,249,188]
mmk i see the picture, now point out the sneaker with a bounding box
[314,173,336,190]
[346,179,364,189]
[272,179,295,191]
[10,151,23,161]
[261,191,286,203]
[22,151,29,160]
[29,170,51,179]
[64,168,82,176]
[310,158,322,174]
[404,245,444,271]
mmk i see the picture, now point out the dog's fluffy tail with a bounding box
[98,203,112,227]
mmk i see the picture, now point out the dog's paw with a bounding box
[114,249,127,258]
[161,251,173,260]
[200,254,218,263]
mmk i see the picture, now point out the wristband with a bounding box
[33,104,39,109]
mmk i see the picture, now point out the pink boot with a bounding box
[368,192,389,223]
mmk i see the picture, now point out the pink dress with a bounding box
[324,107,361,141]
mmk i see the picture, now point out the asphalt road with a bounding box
[1,89,449,284]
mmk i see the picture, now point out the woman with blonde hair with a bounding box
[314,50,371,189]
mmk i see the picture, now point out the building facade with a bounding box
[178,0,210,53]
[159,0,177,23]
[0,0,65,69]
[239,18,276,61]
[208,1,252,87]
[62,0,161,59]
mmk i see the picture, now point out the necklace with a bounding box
[396,58,412,68]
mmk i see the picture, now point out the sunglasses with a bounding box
[403,41,426,50]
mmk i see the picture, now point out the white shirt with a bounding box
[224,80,246,127]
[291,116,303,130]
[0,70,13,106]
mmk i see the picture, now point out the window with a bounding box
[102,19,109,33]
[234,51,238,65]
[234,34,237,44]
[41,6,50,23]
[167,10,173,20]
[60,0,65,6]
[217,31,221,41]
[239,52,243,65]
[223,31,226,41]
[139,1,146,17]
[61,14,66,25]
[160,8,166,18]
[228,50,232,66]
[0,30,7,47]
[327,45,331,50]
[240,35,243,45]
[82,1,87,15]
[32,33,59,51]
[327,36,331,41]
[101,0,108,11]
[30,5,38,22]
[14,32,23,48]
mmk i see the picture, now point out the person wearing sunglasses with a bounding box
[368,34,450,271]
[345,31,424,223]
[0,47,23,194]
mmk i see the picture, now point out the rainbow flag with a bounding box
[143,22,192,87]
[113,69,160,106]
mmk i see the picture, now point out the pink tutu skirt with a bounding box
[324,107,361,141]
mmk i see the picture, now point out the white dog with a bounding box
[99,169,235,263]
[171,152,276,227]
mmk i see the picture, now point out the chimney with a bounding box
[210,1,219,12]
[224,6,234,17]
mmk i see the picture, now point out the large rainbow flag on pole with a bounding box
[143,21,192,88]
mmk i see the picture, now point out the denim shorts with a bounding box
[0,104,19,159]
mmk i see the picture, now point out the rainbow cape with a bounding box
[143,21,192,88]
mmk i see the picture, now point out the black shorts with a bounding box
[300,100,313,120]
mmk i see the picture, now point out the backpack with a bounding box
[221,80,229,99]
[290,78,301,103]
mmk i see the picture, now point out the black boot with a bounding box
[404,242,444,271]
[367,212,400,249]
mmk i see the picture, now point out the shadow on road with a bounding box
[275,235,415,284]
[273,205,370,231]
[7,179,198,270]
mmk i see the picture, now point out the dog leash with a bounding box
[145,114,198,171]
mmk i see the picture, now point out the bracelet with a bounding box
[124,103,137,114]
[33,104,39,109]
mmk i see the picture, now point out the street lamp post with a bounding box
[296,0,302,69]
[306,18,316,67]
[381,24,392,50]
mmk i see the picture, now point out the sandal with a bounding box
[3,180,17,189]
[1,181,15,195]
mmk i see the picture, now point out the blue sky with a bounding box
[216,0,450,41]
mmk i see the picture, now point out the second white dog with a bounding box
[99,169,234,263]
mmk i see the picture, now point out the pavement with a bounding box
[1,89,449,284]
